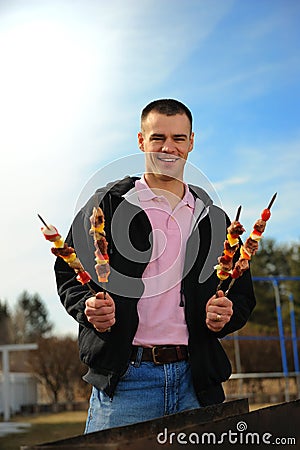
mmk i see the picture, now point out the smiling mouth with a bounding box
[157,156,179,162]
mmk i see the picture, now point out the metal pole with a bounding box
[233,331,243,396]
[2,348,10,421]
[272,278,289,402]
[288,293,300,397]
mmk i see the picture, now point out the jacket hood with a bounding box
[93,176,214,207]
[189,184,213,208]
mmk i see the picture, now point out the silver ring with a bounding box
[216,313,221,322]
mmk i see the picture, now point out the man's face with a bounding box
[138,112,194,181]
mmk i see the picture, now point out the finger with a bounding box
[96,291,113,300]
[87,314,115,329]
[207,290,224,306]
[86,297,114,310]
[206,318,223,332]
[210,297,232,309]
[212,290,225,301]
[85,302,115,320]
[91,311,115,324]
[91,305,115,316]
[216,290,225,298]
[206,310,232,322]
[206,311,223,322]
[96,292,114,306]
[211,297,226,306]
[85,296,97,308]
[207,303,232,315]
[206,310,231,323]
[85,298,104,310]
[93,315,116,329]
[206,312,231,327]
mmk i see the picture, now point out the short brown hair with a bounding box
[141,99,193,133]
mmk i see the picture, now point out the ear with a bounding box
[188,132,195,153]
[138,132,145,152]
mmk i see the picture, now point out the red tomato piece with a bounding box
[231,269,240,279]
[261,208,271,221]
[76,271,91,285]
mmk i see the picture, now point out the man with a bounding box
[54,99,256,432]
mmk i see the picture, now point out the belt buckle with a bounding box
[151,346,162,365]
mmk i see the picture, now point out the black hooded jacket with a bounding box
[54,176,256,406]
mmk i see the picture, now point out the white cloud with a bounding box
[214,176,249,191]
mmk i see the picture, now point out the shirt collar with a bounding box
[135,175,194,208]
[135,175,157,201]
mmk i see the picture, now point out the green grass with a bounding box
[0,411,86,450]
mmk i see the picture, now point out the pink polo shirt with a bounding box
[132,176,195,347]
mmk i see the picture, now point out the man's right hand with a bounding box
[85,292,115,332]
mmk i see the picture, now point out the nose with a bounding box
[162,139,176,153]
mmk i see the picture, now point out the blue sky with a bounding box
[0,0,299,335]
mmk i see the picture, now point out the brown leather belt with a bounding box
[131,345,189,365]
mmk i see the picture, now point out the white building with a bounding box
[0,344,38,420]
[0,372,38,416]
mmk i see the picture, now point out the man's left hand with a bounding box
[205,290,233,332]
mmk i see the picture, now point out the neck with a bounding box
[144,173,185,200]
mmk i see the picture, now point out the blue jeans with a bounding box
[84,359,201,433]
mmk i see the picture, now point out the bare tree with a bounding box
[29,336,88,405]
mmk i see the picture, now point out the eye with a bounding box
[173,135,187,142]
[150,136,164,141]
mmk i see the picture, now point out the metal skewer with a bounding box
[225,278,235,296]
[37,214,51,230]
[215,205,243,296]
[267,192,277,210]
[235,205,242,222]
